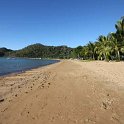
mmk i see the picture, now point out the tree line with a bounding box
[72,16,124,61]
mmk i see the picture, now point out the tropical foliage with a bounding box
[72,16,124,61]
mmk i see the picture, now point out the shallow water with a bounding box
[0,58,59,76]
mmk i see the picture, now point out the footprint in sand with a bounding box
[1,107,8,112]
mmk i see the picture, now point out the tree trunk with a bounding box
[78,54,80,59]
[117,50,120,61]
[103,53,107,61]
[92,53,95,60]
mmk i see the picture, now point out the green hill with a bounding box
[0,47,13,57]
[9,43,73,59]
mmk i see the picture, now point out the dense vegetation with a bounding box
[7,44,72,59]
[72,16,124,61]
[0,48,13,57]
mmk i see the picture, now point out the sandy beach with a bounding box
[0,60,124,124]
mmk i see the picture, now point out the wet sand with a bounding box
[0,60,124,124]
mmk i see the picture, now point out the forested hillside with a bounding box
[7,44,73,59]
[0,48,13,57]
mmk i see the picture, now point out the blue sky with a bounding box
[0,0,124,50]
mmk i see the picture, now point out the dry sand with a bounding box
[0,60,124,124]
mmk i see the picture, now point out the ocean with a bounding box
[0,58,59,76]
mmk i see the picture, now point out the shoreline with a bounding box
[0,60,61,89]
[0,58,60,77]
[0,60,124,124]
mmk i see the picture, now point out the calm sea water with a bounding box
[0,58,59,76]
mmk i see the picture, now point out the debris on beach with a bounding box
[0,96,4,103]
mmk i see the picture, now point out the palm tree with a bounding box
[115,16,124,44]
[116,16,124,32]
[96,35,112,61]
[80,46,89,60]
[74,46,83,59]
[107,33,121,60]
[87,42,95,60]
